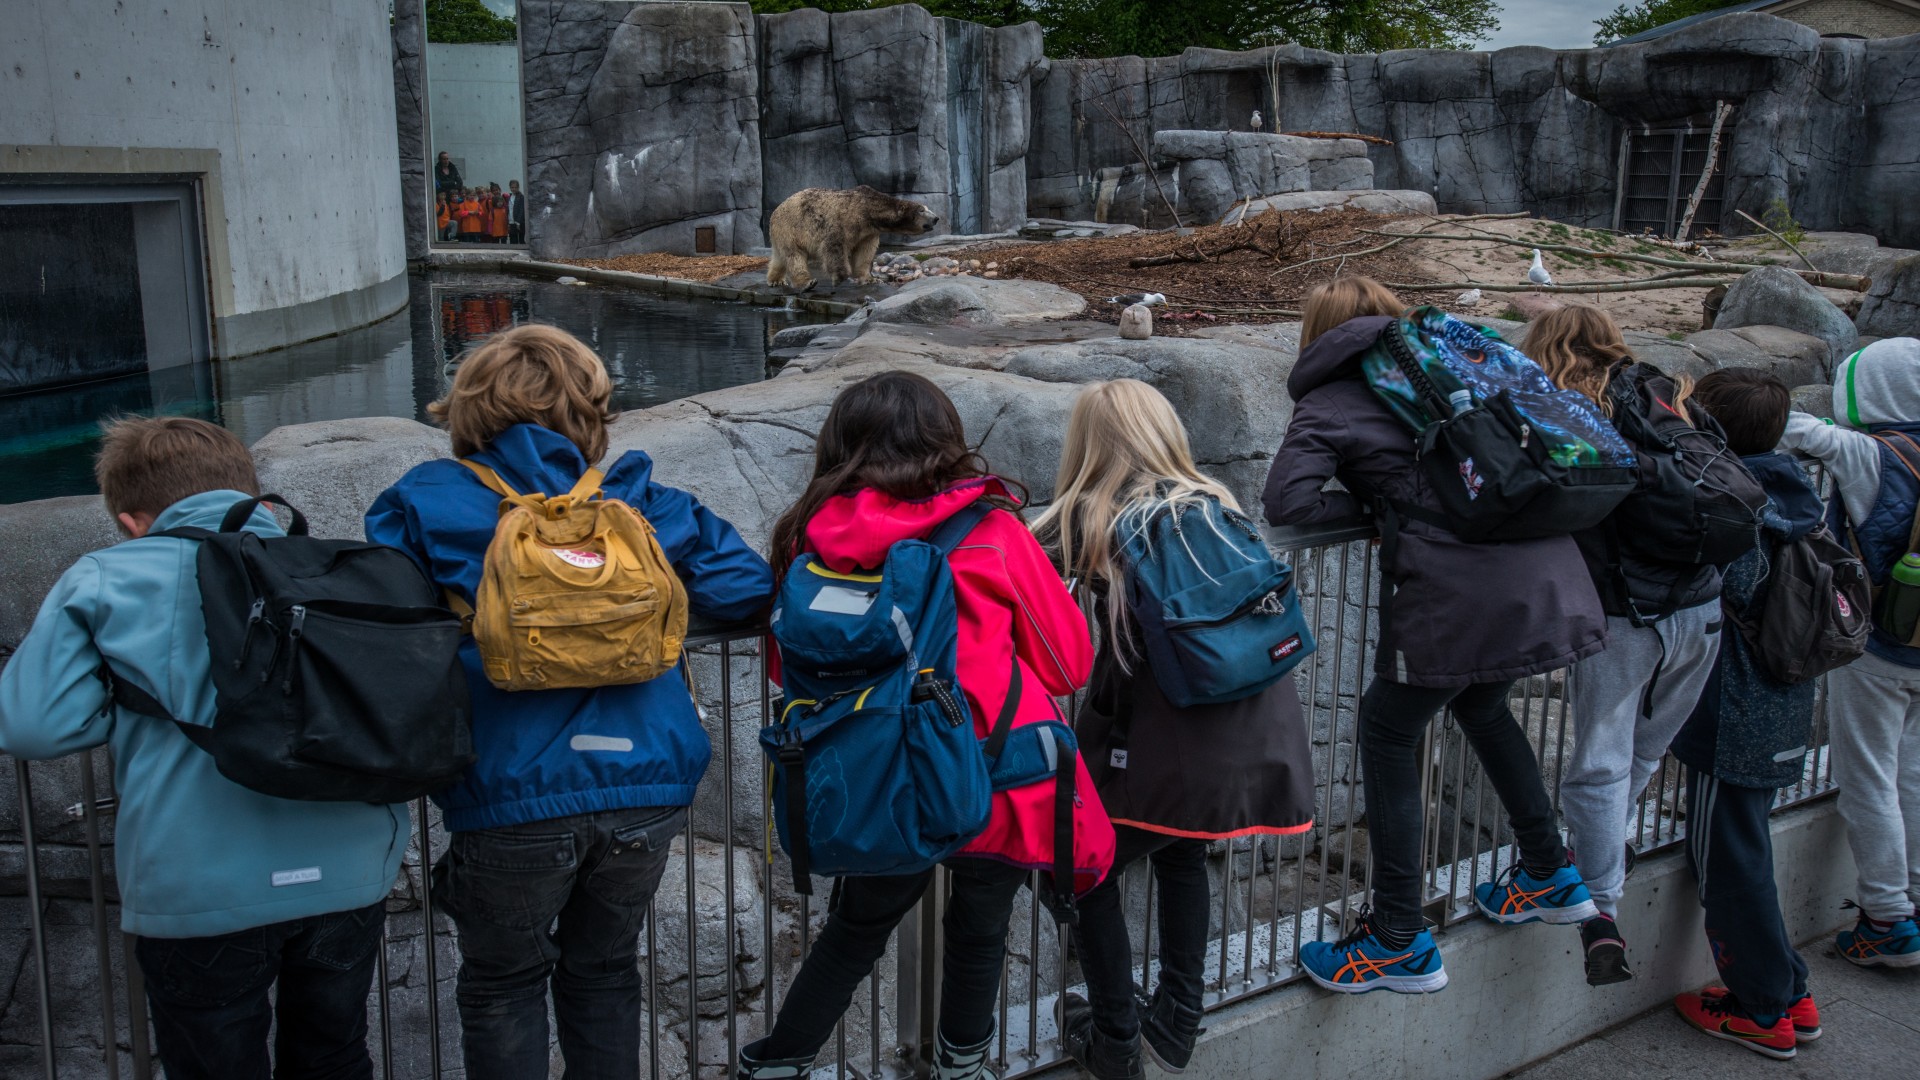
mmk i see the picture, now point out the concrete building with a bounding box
[0,0,408,386]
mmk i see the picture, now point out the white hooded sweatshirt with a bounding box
[1780,337,1920,528]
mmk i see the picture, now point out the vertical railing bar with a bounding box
[648,893,662,1080]
[1316,544,1350,934]
[761,657,777,1039]
[1242,834,1257,986]
[15,760,57,1080]
[123,933,152,1079]
[996,940,1011,1075]
[1553,668,1573,813]
[1292,544,1325,952]
[1344,548,1373,931]
[1025,871,1040,1061]
[720,646,740,1071]
[1138,867,1155,997]
[1215,843,1232,992]
[835,1015,847,1079]
[377,916,395,1080]
[80,750,120,1080]
[685,809,700,1075]
[870,971,882,1078]
[414,797,442,1080]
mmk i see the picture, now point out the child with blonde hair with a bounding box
[1035,380,1314,1078]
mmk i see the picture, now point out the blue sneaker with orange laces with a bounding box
[1473,862,1599,925]
[1836,904,1920,968]
[1298,915,1448,995]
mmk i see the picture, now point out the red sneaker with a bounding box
[1700,986,1820,1041]
[1674,990,1797,1059]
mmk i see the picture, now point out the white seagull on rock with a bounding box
[1107,292,1168,306]
[1456,288,1482,306]
[1251,109,1264,132]
[1527,249,1554,287]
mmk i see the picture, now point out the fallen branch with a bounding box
[1735,208,1819,272]
[1270,235,1411,278]
[1093,97,1184,230]
[1283,131,1394,146]
[1366,230,1867,290]
[1388,278,1737,294]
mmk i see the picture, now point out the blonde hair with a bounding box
[95,416,258,521]
[1032,380,1241,662]
[431,324,616,462]
[1300,276,1404,347]
[1527,304,1691,419]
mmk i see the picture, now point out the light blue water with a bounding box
[0,271,823,504]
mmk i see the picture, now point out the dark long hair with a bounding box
[768,370,1022,578]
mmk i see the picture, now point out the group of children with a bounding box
[0,278,1914,1079]
[438,180,525,244]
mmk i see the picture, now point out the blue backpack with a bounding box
[763,505,1082,914]
[1119,497,1315,708]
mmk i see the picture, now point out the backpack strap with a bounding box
[218,495,307,536]
[1871,432,1920,559]
[927,502,994,556]
[92,662,222,758]
[1050,726,1079,927]
[459,459,523,500]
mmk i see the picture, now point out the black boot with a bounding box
[1056,992,1144,1080]
[737,1037,815,1079]
[1136,985,1205,1073]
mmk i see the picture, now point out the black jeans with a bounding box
[434,806,685,1080]
[1361,677,1568,934]
[1072,827,1210,1040]
[1685,767,1809,1021]
[136,901,385,1080]
[762,858,1028,1059]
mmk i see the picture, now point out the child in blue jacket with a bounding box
[365,324,774,1080]
[0,417,406,1080]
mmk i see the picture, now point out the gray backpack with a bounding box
[1727,526,1869,684]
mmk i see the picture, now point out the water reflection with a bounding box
[0,272,824,503]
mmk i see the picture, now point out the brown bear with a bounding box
[767,186,939,291]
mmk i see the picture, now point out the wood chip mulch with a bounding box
[964,209,1425,325]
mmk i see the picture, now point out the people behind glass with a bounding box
[432,161,525,245]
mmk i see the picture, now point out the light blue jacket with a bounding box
[0,491,406,938]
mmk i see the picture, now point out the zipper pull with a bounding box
[234,598,267,671]
[281,605,306,695]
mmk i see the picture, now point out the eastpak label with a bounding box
[1270,635,1304,663]
[272,867,322,887]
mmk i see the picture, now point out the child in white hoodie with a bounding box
[1779,336,1920,968]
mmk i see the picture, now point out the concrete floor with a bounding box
[1507,928,1920,1079]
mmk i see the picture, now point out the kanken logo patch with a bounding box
[551,548,606,569]
[1269,635,1304,663]
[1836,591,1854,619]
[1459,456,1485,500]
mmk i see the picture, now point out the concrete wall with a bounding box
[427,43,527,196]
[0,0,408,356]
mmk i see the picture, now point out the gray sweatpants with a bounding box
[1824,650,1920,921]
[1564,602,1722,917]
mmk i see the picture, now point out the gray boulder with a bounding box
[1713,266,1859,377]
[1791,383,1835,421]
[253,417,451,542]
[862,276,1086,329]
[1684,326,1832,389]
[1857,255,1920,338]
[0,496,119,649]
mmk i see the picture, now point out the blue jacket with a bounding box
[0,491,408,938]
[365,424,775,832]
[1673,453,1825,789]
[1846,422,1920,666]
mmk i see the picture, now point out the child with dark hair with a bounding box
[1669,368,1825,1059]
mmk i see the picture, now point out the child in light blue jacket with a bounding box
[0,417,404,1080]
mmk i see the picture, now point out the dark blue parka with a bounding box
[1672,452,1825,789]
[366,424,775,832]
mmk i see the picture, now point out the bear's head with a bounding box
[856,185,940,236]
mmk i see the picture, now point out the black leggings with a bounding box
[1071,827,1209,1040]
[762,858,1027,1059]
[1360,677,1567,934]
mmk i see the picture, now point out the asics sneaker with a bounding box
[1836,905,1920,968]
[1700,986,1820,1041]
[1474,863,1600,925]
[1673,990,1796,1060]
[1298,917,1448,995]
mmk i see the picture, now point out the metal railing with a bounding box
[2,519,1837,1079]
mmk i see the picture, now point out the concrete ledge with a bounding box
[1045,798,1853,1080]
[214,270,410,358]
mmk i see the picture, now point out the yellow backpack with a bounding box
[451,460,688,690]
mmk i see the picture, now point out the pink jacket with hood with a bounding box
[797,477,1114,893]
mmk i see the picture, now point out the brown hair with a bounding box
[1692,368,1791,455]
[767,370,1021,579]
[1300,276,1405,347]
[1526,304,1691,420]
[94,416,258,521]
[430,324,616,463]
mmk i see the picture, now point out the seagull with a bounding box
[1456,288,1482,306]
[1527,249,1554,287]
[1251,109,1264,132]
[1107,292,1167,306]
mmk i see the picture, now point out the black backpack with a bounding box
[1726,526,1870,683]
[1606,363,1768,570]
[98,496,474,803]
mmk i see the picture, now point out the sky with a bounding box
[1477,0,1630,49]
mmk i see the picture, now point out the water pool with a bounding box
[0,271,826,504]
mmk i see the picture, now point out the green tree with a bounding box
[425,0,517,45]
[1592,0,1743,45]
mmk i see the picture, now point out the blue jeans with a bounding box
[434,806,685,1080]
[135,901,385,1080]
